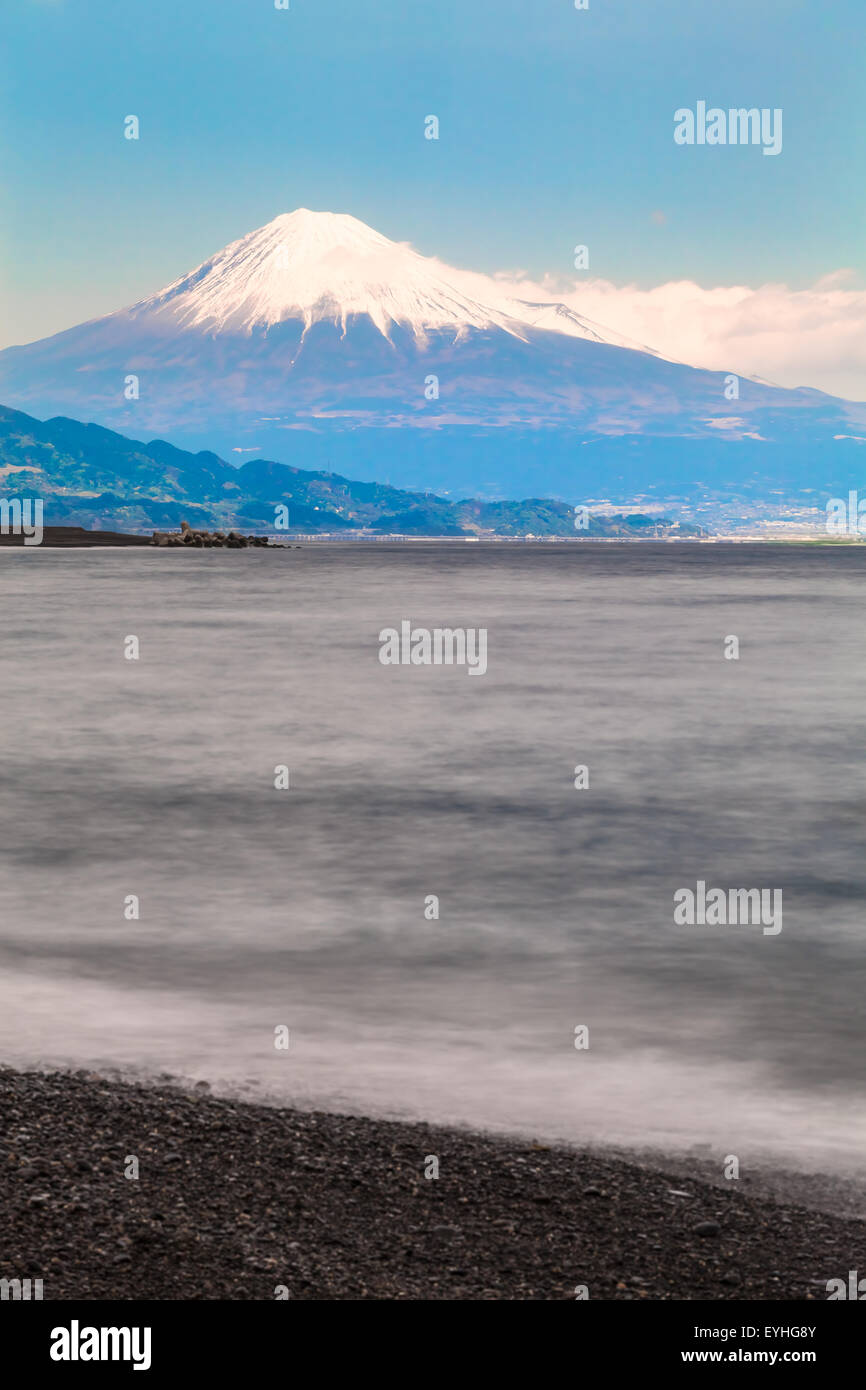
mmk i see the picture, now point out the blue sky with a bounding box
[1,0,863,355]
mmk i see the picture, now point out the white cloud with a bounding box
[436,260,866,402]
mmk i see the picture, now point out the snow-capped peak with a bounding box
[132,208,531,343]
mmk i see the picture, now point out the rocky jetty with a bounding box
[150,520,273,548]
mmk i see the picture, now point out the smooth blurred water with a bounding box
[1,542,865,1172]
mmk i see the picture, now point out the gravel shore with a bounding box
[0,1068,860,1301]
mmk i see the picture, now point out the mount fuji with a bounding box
[1,208,864,504]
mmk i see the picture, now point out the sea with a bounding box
[1,541,864,1177]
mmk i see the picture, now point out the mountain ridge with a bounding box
[0,403,700,538]
[0,209,863,511]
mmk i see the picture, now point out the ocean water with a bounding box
[1,542,865,1174]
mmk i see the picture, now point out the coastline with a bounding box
[1,1067,860,1301]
